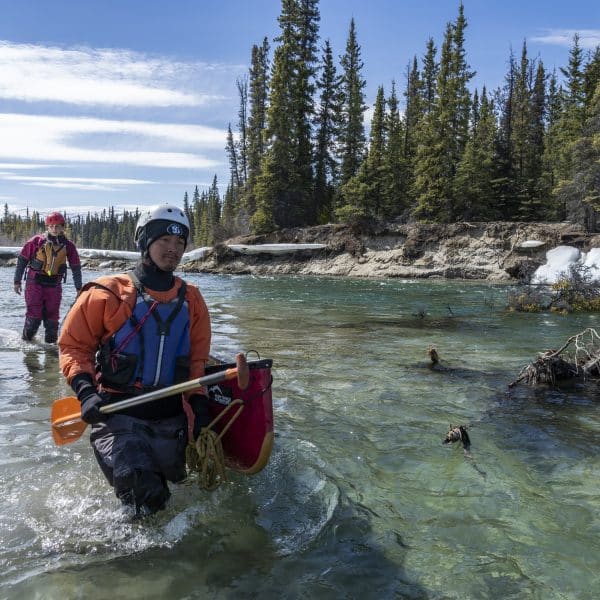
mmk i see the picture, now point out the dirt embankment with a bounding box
[183,221,599,281]
[2,221,596,280]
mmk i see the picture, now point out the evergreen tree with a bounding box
[510,41,544,219]
[252,0,320,232]
[244,37,270,220]
[523,59,548,219]
[540,71,563,217]
[493,48,519,217]
[207,175,221,243]
[236,77,249,184]
[404,56,423,189]
[421,38,438,114]
[413,22,456,221]
[338,18,367,186]
[221,183,237,233]
[226,123,241,191]
[192,186,202,246]
[454,87,498,219]
[584,46,600,110]
[182,191,191,231]
[556,82,600,231]
[450,3,474,160]
[555,34,586,182]
[413,4,474,222]
[313,39,342,223]
[384,81,408,218]
[338,85,387,221]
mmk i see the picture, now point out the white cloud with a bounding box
[531,29,600,49]
[0,173,154,192]
[0,163,54,169]
[0,41,239,107]
[0,113,225,169]
[0,40,240,210]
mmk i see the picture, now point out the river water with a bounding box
[0,266,598,599]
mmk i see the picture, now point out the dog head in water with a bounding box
[443,425,471,450]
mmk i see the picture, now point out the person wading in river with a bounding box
[13,212,82,343]
[58,204,212,517]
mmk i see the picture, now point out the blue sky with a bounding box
[0,0,598,218]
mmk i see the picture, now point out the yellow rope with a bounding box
[186,398,244,491]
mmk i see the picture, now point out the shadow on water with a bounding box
[496,381,600,461]
[3,443,431,599]
[330,314,500,333]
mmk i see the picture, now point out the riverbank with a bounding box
[183,221,597,281]
[2,221,596,280]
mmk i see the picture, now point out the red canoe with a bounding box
[204,358,274,474]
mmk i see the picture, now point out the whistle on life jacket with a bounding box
[32,241,67,277]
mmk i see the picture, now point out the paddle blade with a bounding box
[51,395,88,446]
[236,353,250,390]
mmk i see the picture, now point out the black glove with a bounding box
[189,394,210,439]
[72,374,107,425]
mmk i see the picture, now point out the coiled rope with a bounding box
[186,399,244,491]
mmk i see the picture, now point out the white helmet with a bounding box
[135,204,190,253]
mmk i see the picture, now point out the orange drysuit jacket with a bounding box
[58,273,211,398]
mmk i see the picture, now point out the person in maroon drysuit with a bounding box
[13,212,82,343]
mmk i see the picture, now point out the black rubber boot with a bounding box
[44,319,59,344]
[116,468,170,518]
[22,317,42,341]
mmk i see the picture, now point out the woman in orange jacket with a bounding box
[59,204,211,517]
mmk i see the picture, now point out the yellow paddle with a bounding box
[51,353,249,446]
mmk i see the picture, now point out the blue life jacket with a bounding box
[96,273,190,394]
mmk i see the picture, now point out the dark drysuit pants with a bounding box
[90,413,188,515]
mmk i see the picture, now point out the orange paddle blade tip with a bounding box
[235,353,250,390]
[51,395,87,446]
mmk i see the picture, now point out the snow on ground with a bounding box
[531,245,600,284]
[0,244,323,261]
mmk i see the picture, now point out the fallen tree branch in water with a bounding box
[509,327,600,387]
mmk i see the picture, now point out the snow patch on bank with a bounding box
[532,245,600,284]
[228,243,326,255]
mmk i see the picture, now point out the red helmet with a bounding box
[45,212,65,226]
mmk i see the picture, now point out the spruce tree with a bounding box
[584,46,600,110]
[540,71,563,218]
[338,18,367,186]
[413,22,456,221]
[555,34,586,182]
[454,87,498,219]
[384,81,408,218]
[313,39,342,223]
[404,56,424,196]
[413,4,474,222]
[236,77,249,185]
[557,82,600,231]
[338,85,387,220]
[252,0,320,232]
[494,49,518,217]
[244,38,270,220]
[421,38,438,114]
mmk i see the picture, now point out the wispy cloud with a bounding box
[0,163,54,169]
[531,29,600,49]
[0,39,241,210]
[0,41,240,107]
[0,174,154,192]
[0,113,225,169]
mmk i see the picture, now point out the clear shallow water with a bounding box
[0,267,598,599]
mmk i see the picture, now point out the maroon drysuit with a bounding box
[14,233,82,343]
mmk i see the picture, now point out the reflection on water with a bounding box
[0,267,599,598]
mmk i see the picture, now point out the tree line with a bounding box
[1,0,599,250]
[223,0,600,234]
